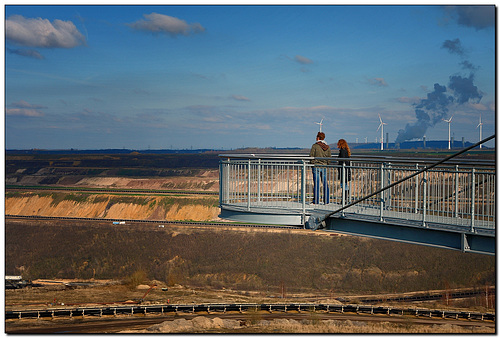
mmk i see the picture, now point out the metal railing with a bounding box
[219,155,495,230]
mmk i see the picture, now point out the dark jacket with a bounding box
[338,148,351,181]
[310,141,331,165]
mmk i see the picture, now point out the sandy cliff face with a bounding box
[5,195,109,218]
[5,193,220,222]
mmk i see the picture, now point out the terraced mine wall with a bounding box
[6,191,220,222]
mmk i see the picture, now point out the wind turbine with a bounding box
[442,115,453,150]
[315,118,324,132]
[377,114,387,150]
[477,115,483,149]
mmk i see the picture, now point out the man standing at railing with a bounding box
[310,132,332,204]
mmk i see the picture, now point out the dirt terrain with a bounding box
[5,192,220,221]
[5,271,496,333]
[6,163,221,221]
[7,169,219,191]
[5,152,496,333]
[74,172,218,191]
[5,281,495,334]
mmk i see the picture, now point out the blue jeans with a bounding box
[312,167,329,204]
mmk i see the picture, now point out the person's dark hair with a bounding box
[337,138,351,157]
[317,132,325,140]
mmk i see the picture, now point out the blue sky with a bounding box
[4,5,496,150]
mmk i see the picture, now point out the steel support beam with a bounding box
[220,206,303,226]
[324,216,494,255]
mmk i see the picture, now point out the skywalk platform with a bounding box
[219,153,495,255]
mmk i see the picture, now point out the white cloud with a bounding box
[467,102,490,112]
[7,47,44,59]
[6,100,46,117]
[231,95,250,102]
[368,78,388,87]
[397,96,421,104]
[6,15,86,48]
[10,100,46,109]
[128,13,205,36]
[294,55,313,64]
[6,108,44,117]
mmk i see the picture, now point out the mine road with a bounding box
[6,185,218,195]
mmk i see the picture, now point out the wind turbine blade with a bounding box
[378,114,383,123]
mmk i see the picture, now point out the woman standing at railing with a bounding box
[337,139,351,195]
[310,132,332,204]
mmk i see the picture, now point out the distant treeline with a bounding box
[6,149,218,155]
[6,147,305,155]
[6,139,492,156]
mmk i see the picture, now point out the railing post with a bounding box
[226,159,231,204]
[247,159,251,211]
[380,162,385,221]
[301,160,306,226]
[454,165,459,218]
[341,162,346,215]
[219,160,223,205]
[286,162,290,201]
[387,162,392,210]
[471,168,475,232]
[414,164,419,213]
[257,159,261,203]
[297,163,300,203]
[422,171,427,227]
